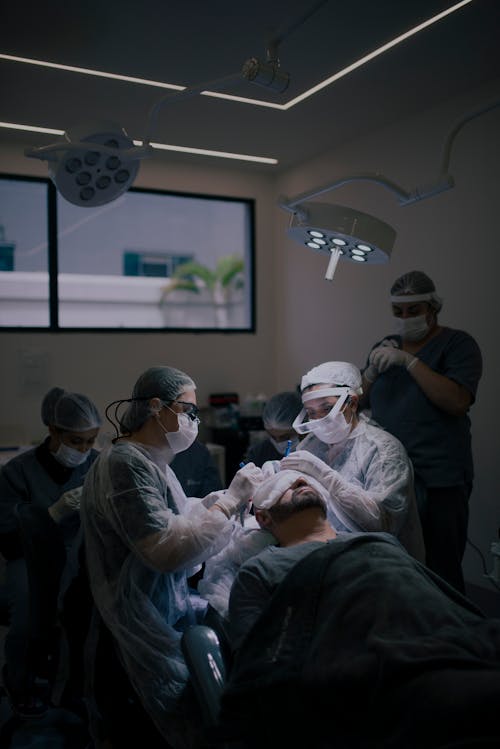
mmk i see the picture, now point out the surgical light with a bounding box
[287,202,396,280]
[25,121,151,207]
[279,94,500,282]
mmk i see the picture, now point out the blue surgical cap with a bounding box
[41,387,102,431]
[120,365,196,432]
[262,391,302,430]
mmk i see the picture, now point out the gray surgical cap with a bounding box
[41,387,102,431]
[263,391,302,431]
[120,365,196,433]
[301,362,363,395]
[390,270,442,312]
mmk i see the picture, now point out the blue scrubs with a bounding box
[0,439,98,693]
[364,326,482,591]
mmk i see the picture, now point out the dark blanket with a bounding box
[219,534,500,748]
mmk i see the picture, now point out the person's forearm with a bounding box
[407,359,471,416]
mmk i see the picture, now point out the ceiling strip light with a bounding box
[0,2,474,112]
[0,121,277,164]
[0,53,184,91]
[281,0,475,109]
[134,140,277,164]
[0,121,64,135]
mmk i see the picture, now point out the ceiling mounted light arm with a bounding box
[142,72,243,147]
[439,97,500,175]
[279,172,413,217]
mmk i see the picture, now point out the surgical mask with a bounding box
[53,443,90,468]
[293,388,353,445]
[158,410,199,454]
[395,314,430,342]
[269,436,299,456]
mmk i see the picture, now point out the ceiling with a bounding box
[1,0,500,174]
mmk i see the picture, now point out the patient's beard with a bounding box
[269,488,327,523]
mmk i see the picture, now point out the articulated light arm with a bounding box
[281,96,500,215]
[142,73,242,147]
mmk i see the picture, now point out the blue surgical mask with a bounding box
[54,443,90,468]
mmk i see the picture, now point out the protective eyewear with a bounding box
[170,400,200,422]
[293,388,350,435]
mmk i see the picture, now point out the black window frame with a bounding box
[0,172,256,334]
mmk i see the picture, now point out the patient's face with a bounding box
[269,477,327,521]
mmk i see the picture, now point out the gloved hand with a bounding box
[211,463,264,519]
[364,338,399,382]
[369,345,416,373]
[280,450,333,484]
[48,486,83,523]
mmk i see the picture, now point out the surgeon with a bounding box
[0,386,102,717]
[282,361,424,561]
[242,390,302,466]
[80,365,263,749]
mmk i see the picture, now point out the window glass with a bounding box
[0,177,50,327]
[57,188,254,330]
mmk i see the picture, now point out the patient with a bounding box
[222,470,500,749]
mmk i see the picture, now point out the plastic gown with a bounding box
[297,413,425,561]
[80,440,235,749]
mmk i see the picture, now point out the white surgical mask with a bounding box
[293,389,352,446]
[269,436,299,456]
[53,443,90,468]
[395,314,430,342]
[306,408,352,445]
[158,409,199,454]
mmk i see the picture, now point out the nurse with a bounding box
[361,270,482,592]
[0,386,101,717]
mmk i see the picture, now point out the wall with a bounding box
[274,78,500,589]
[1,78,499,591]
[0,145,278,443]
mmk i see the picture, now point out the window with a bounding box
[0,174,255,332]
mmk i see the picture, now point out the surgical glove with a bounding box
[211,463,264,519]
[48,486,83,523]
[369,345,416,373]
[280,450,333,484]
[227,462,265,502]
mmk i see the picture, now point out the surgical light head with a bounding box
[287,202,395,281]
[25,121,151,207]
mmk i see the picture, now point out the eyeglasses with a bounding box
[171,400,200,422]
[304,402,335,420]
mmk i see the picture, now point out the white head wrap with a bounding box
[301,361,363,396]
[252,468,330,510]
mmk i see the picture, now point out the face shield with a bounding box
[293,387,351,444]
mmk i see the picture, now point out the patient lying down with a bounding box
[218,470,500,749]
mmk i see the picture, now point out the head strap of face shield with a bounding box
[293,388,350,435]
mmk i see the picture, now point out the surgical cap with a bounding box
[390,270,443,312]
[41,387,102,431]
[262,391,302,431]
[120,365,196,432]
[301,362,363,395]
[252,469,330,509]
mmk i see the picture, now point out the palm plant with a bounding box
[160,254,245,327]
